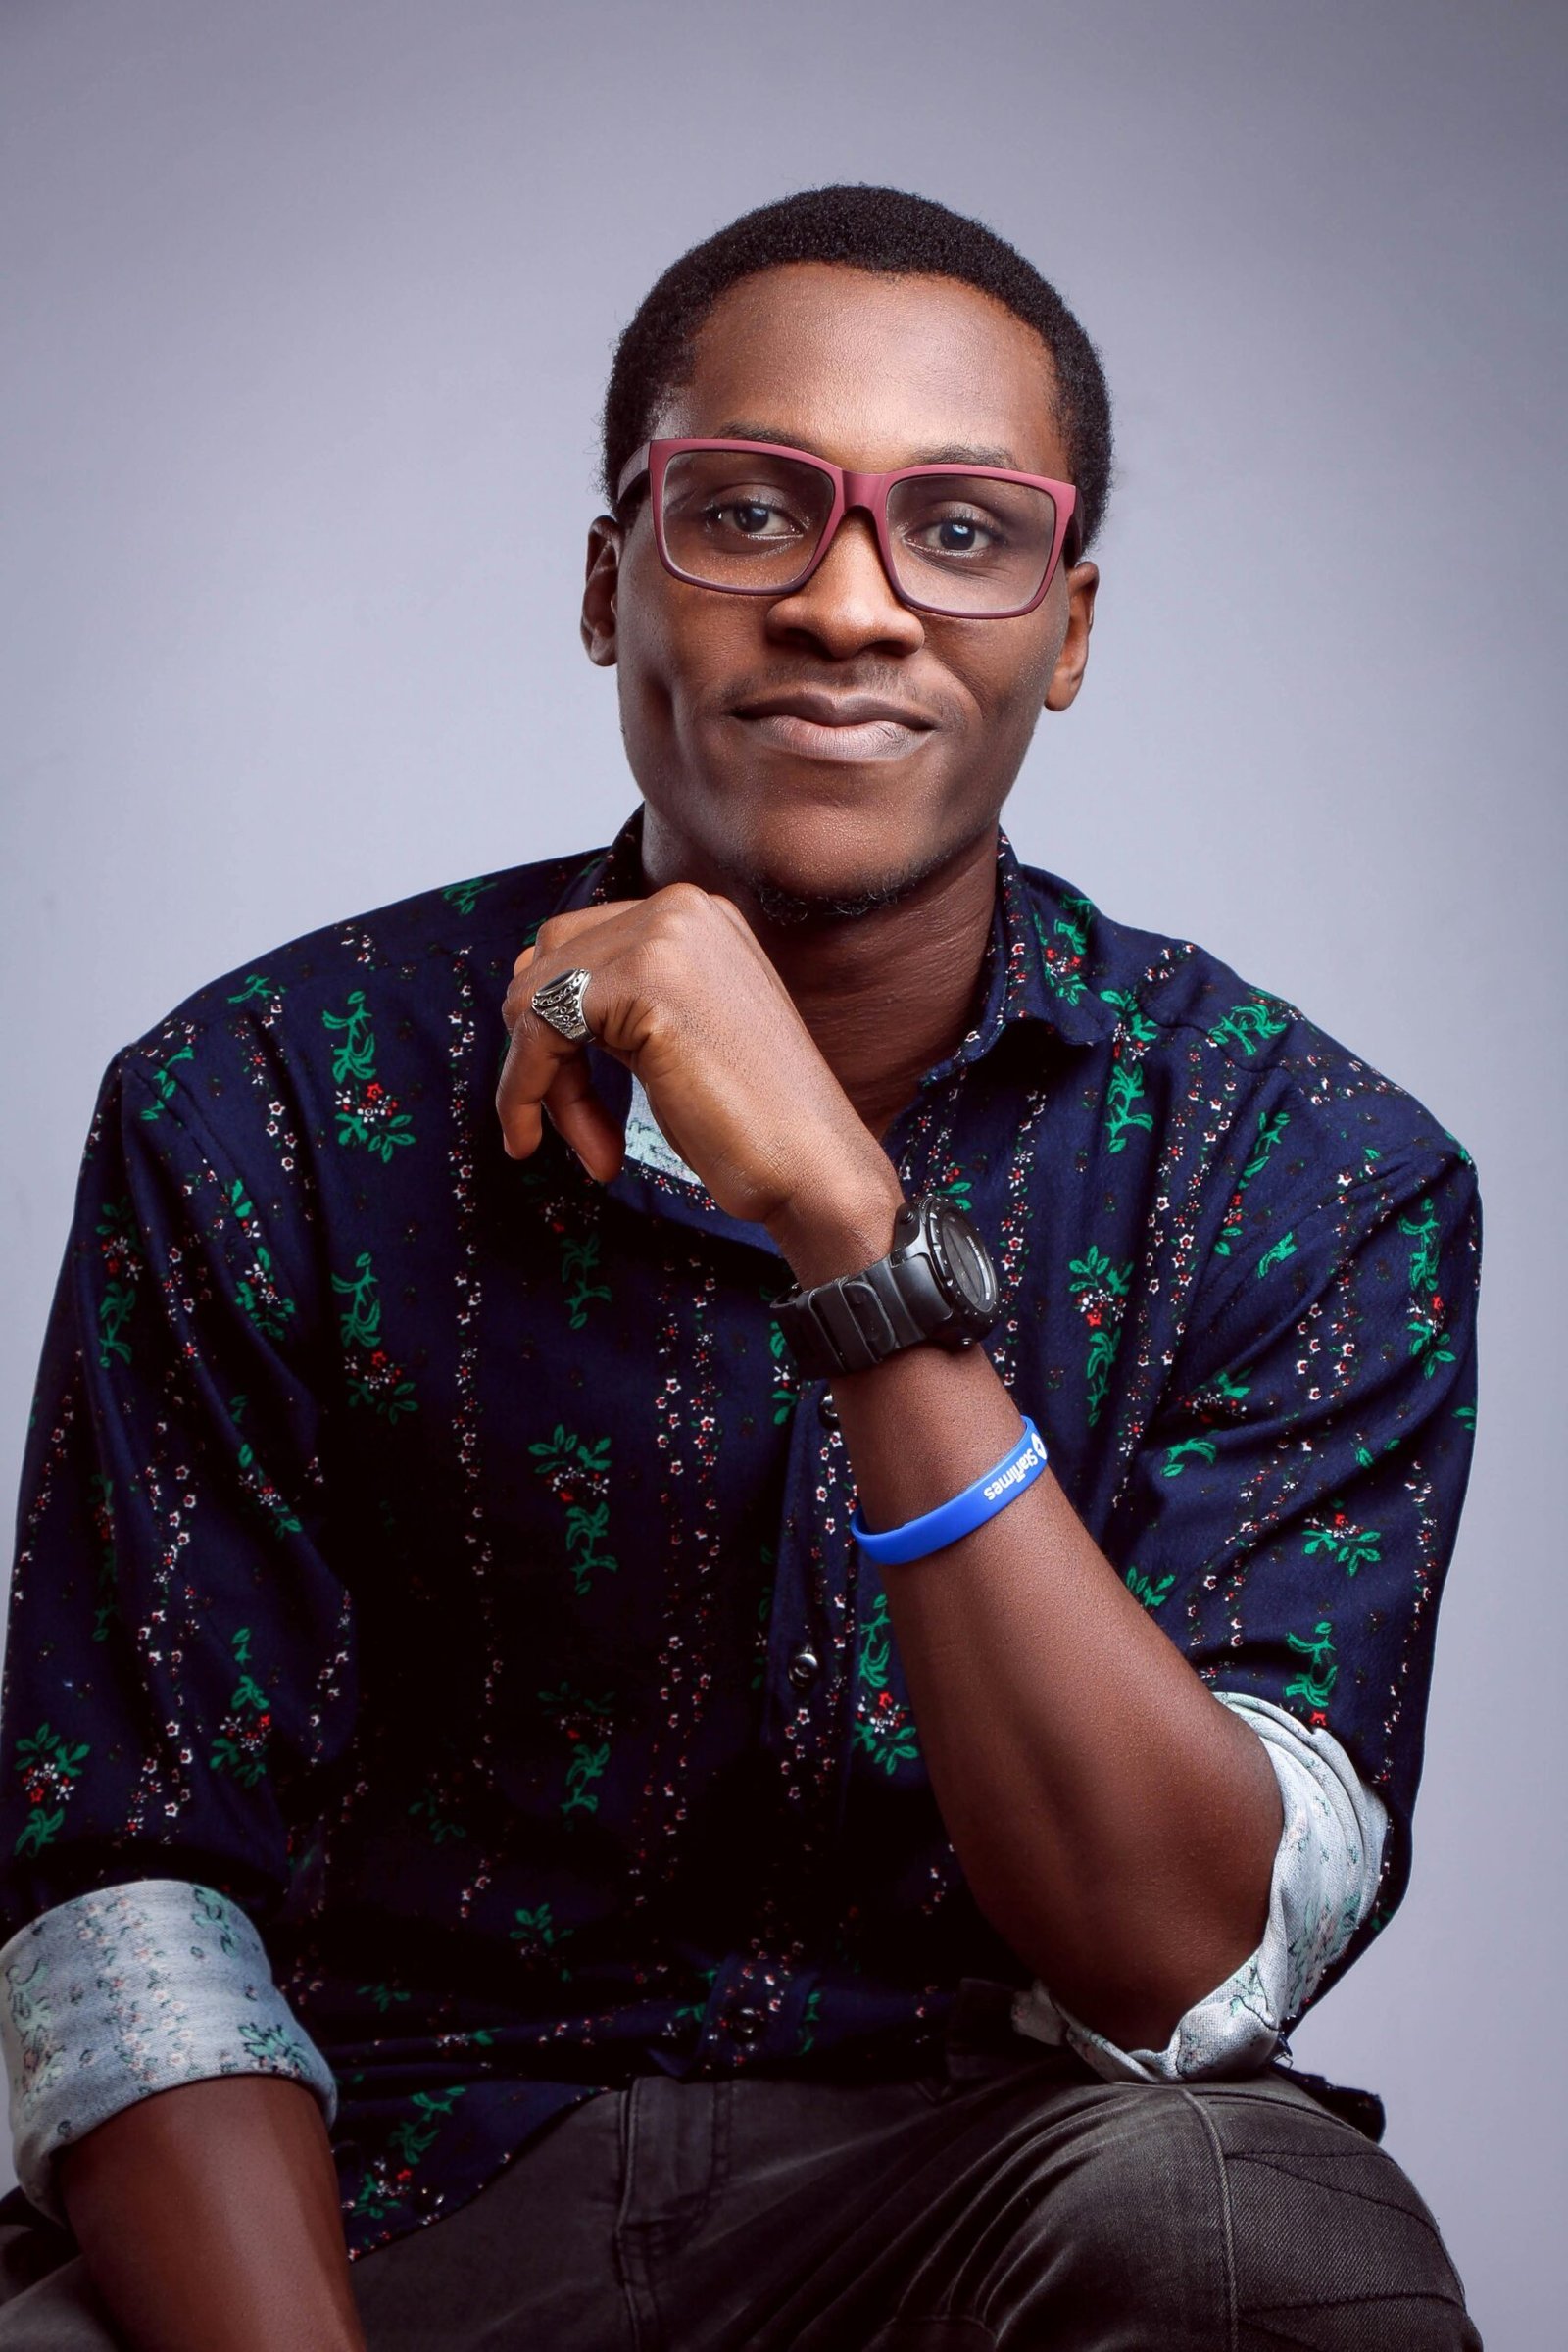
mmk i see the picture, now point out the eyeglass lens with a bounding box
[659,450,1060,613]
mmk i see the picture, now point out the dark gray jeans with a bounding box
[0,1987,1479,2348]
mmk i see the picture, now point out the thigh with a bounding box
[0,2224,122,2351]
[649,2058,1479,2352]
[353,2089,635,2352]
[1191,2075,1480,2352]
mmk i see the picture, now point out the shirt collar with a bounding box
[911,827,1121,1084]
[548,812,1118,1248]
[554,809,1118,1058]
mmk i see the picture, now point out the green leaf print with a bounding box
[94,1200,141,1370]
[537,1683,617,1817]
[357,1982,412,2014]
[1035,895,1095,1004]
[1213,1109,1291,1258]
[766,1311,796,1426]
[528,1428,616,1596]
[13,1723,89,1856]
[1255,1232,1297,1279]
[1067,1245,1132,1427]
[442,877,498,918]
[138,1041,195,1122]
[852,1592,920,1775]
[229,1398,303,1538]
[1160,1436,1217,1478]
[238,2021,311,2070]
[209,1628,272,1787]
[560,1232,612,1330]
[511,1902,574,1978]
[1125,1565,1175,1611]
[1100,993,1158,1154]
[322,992,416,1161]
[388,2086,467,2169]
[1302,1507,1382,1579]
[1283,1620,1337,1719]
[1206,996,1291,1059]
[1399,1199,1456,1378]
[409,1791,466,1845]
[227,973,282,1006]
[330,1252,418,1420]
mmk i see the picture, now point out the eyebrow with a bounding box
[710,421,1021,469]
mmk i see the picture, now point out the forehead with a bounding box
[657,262,1066,477]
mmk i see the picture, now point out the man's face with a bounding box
[581,263,1098,919]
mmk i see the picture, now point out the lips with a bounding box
[731,688,937,764]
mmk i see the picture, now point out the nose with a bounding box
[764,505,925,660]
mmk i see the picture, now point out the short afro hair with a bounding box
[601,184,1113,551]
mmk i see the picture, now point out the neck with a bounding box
[641,815,1002,1138]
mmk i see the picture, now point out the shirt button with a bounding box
[817,1391,840,1431]
[730,2004,766,2043]
[787,1644,820,1690]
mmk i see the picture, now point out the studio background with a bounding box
[2,2,1561,2342]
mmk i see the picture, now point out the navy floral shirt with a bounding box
[1,816,1479,2250]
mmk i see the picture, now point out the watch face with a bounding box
[928,1199,1000,1320]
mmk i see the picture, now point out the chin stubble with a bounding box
[743,846,953,930]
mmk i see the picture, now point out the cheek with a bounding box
[615,573,750,728]
[951,623,1062,754]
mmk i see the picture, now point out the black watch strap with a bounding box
[772,1195,996,1379]
[776,1248,950,1378]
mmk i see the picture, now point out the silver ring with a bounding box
[529,966,594,1043]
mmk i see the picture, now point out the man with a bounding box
[0,187,1480,2347]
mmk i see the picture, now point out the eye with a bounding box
[702,497,800,540]
[906,505,1006,559]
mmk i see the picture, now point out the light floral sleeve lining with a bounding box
[1011,1695,1388,2081]
[0,1877,336,2222]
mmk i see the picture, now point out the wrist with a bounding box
[766,1158,906,1289]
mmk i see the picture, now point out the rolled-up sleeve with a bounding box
[0,1049,359,2197]
[0,1878,336,2222]
[1012,1696,1387,2080]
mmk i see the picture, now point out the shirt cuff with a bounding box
[0,1878,337,2224]
[1010,1694,1389,2082]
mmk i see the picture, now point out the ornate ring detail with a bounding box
[529,966,595,1044]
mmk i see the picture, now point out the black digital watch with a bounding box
[771,1192,1001,1379]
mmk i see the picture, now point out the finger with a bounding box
[511,899,642,985]
[496,971,603,1159]
[543,1054,625,1183]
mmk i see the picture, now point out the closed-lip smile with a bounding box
[731,688,938,762]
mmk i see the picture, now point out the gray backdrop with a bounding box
[3,1,1562,2340]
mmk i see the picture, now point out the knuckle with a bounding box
[652,882,710,936]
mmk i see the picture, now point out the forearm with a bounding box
[839,1336,1278,2042]
[775,1175,1280,2051]
[59,2076,365,2352]
[835,1332,1279,2045]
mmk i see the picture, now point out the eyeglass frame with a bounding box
[613,437,1082,621]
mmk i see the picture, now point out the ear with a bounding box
[1044,560,1099,713]
[580,516,623,667]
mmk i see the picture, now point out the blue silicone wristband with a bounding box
[850,1418,1049,1565]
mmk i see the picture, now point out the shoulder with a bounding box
[108,847,607,1130]
[1015,859,1477,1197]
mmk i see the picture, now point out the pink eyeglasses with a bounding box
[615,437,1081,620]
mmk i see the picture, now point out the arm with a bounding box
[1,1057,361,2332]
[784,1185,1282,2050]
[499,887,1477,2055]
[60,2078,364,2352]
[1014,1701,1390,2078]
